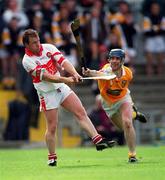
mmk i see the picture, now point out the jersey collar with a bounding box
[25,45,43,57]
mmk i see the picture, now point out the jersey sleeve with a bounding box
[46,44,67,66]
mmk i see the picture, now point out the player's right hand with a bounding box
[65,77,81,84]
[72,73,82,82]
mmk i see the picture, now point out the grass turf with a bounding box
[0,146,165,180]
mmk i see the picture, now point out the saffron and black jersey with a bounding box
[98,64,133,103]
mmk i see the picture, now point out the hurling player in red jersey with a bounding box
[22,29,115,166]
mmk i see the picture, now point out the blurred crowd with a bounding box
[0,0,165,140]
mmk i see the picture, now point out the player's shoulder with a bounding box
[22,54,31,69]
[123,66,132,74]
[22,54,31,64]
[22,53,36,67]
[123,66,133,79]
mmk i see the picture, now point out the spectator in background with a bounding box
[107,1,137,69]
[16,58,40,128]
[142,1,165,76]
[1,16,24,89]
[31,11,53,44]
[120,11,137,69]
[88,95,124,145]
[63,0,88,33]
[64,0,79,21]
[52,1,86,48]
[84,6,107,45]
[105,32,121,52]
[52,3,70,47]
[88,44,108,96]
[25,1,41,28]
[80,0,105,11]
[83,4,107,71]
[106,1,131,47]
[86,40,100,70]
[80,0,95,8]
[2,0,29,28]
[98,44,108,69]
[141,0,165,16]
[92,0,105,20]
[58,20,78,70]
[40,0,55,35]
[0,16,8,81]
[107,0,131,26]
[3,90,31,141]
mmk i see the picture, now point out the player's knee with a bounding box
[47,125,57,136]
[123,119,132,129]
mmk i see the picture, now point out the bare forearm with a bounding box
[87,70,100,76]
[42,72,73,84]
[83,68,104,77]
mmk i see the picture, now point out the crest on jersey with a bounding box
[121,80,127,87]
[46,52,52,58]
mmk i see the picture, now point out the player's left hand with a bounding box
[82,67,91,76]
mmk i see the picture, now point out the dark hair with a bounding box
[22,29,38,46]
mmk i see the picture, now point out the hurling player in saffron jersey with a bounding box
[22,29,115,166]
[83,49,147,163]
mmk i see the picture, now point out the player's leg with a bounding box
[110,102,137,162]
[120,102,137,162]
[44,109,58,166]
[61,92,115,150]
[61,92,97,137]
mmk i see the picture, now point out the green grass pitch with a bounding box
[0,146,165,180]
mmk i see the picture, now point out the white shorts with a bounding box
[101,93,133,118]
[37,84,72,111]
[145,36,165,53]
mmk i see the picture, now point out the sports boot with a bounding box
[133,105,147,123]
[96,139,116,151]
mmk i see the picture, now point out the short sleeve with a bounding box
[45,44,67,65]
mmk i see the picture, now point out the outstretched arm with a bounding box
[82,67,105,77]
[42,71,76,84]
[62,60,82,82]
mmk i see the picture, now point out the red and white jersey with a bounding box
[22,43,67,93]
